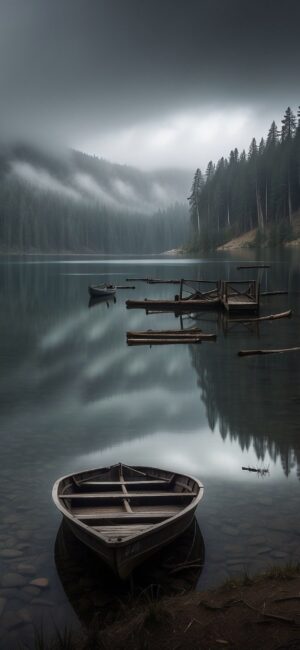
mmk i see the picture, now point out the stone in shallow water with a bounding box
[17,607,32,623]
[22,586,40,597]
[271,551,288,559]
[1,611,24,630]
[1,573,27,588]
[17,564,36,576]
[0,549,23,559]
[30,578,49,589]
[222,525,238,536]
[2,514,21,525]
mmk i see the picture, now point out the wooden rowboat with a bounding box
[52,463,204,580]
[88,284,116,298]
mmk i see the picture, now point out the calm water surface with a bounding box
[0,251,300,646]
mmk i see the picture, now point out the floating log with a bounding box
[115,285,135,289]
[238,346,300,357]
[242,466,269,474]
[260,290,288,296]
[127,329,203,336]
[126,298,220,311]
[125,277,217,284]
[127,337,203,346]
[237,265,270,270]
[230,309,292,323]
[127,330,216,341]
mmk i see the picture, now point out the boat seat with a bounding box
[59,491,196,499]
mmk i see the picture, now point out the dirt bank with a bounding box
[98,567,300,650]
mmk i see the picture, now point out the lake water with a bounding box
[0,250,300,646]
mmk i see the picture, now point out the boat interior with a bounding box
[58,464,200,543]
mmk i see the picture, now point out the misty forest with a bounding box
[0,145,189,254]
[189,105,300,249]
[2,106,300,256]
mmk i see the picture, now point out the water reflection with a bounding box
[55,519,205,628]
[0,252,300,645]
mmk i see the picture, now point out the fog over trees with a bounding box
[188,105,300,249]
[0,144,189,254]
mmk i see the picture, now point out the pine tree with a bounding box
[188,168,204,235]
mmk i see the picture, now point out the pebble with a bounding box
[1,573,27,588]
[17,564,36,576]
[31,598,54,607]
[2,514,21,525]
[30,578,49,589]
[22,586,41,597]
[1,611,24,630]
[222,525,238,536]
[17,607,32,623]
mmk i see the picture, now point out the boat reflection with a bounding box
[55,518,205,627]
[88,295,117,309]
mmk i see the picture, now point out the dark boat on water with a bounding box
[52,462,204,579]
[88,284,116,298]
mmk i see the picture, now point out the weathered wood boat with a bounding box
[88,284,116,298]
[52,463,204,579]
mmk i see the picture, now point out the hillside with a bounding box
[0,143,191,254]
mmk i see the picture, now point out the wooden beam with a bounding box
[60,491,196,499]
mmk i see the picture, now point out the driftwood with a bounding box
[237,265,270,270]
[239,346,300,357]
[242,466,269,475]
[127,337,203,346]
[127,328,204,336]
[125,277,217,284]
[127,330,216,341]
[260,290,288,296]
[230,309,292,323]
[115,285,135,289]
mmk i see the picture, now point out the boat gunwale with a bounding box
[52,464,204,548]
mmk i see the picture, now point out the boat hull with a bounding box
[53,464,204,580]
[88,285,116,298]
[63,503,197,579]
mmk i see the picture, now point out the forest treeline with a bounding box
[188,105,300,249]
[0,145,189,254]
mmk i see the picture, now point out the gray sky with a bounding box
[1,0,300,170]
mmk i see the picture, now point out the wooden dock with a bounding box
[126,280,260,314]
[221,281,259,314]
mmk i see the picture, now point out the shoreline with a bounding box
[22,565,300,649]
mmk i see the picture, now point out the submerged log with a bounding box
[237,265,270,269]
[125,277,217,284]
[230,309,292,323]
[238,346,300,357]
[115,285,135,289]
[260,290,288,296]
[127,337,203,346]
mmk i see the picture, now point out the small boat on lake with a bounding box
[88,283,116,298]
[52,463,204,579]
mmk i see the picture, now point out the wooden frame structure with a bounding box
[221,280,260,313]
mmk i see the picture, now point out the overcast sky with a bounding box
[1,0,300,170]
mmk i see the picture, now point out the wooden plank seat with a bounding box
[80,479,172,487]
[73,508,181,523]
[59,491,196,499]
[94,524,152,541]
